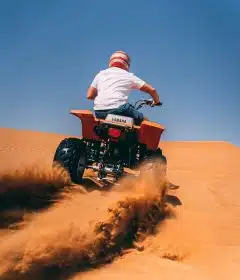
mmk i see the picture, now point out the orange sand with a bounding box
[0,127,239,280]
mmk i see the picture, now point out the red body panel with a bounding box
[71,110,100,140]
[137,121,164,150]
[70,110,165,150]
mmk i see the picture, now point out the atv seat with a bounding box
[71,110,135,128]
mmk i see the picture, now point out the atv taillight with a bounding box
[108,128,121,138]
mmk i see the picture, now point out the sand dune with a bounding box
[0,128,239,280]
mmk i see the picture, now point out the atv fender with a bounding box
[70,110,100,140]
[137,121,165,150]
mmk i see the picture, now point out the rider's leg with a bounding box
[95,103,145,125]
[109,103,144,125]
[94,109,112,119]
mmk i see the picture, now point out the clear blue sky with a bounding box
[0,0,239,145]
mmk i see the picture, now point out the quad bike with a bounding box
[53,99,167,185]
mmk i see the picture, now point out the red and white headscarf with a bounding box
[108,50,131,71]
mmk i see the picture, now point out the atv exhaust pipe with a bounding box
[86,165,99,171]
[86,164,123,176]
[86,165,115,173]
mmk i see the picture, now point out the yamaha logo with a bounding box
[105,114,133,126]
[112,117,126,123]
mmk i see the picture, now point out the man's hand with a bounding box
[139,83,160,104]
[152,101,162,106]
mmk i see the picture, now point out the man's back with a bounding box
[91,67,145,110]
[86,50,161,124]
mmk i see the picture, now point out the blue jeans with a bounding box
[94,103,144,125]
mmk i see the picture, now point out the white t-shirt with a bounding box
[90,67,146,110]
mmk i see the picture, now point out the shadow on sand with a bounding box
[164,194,182,207]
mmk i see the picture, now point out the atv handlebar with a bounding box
[134,99,163,110]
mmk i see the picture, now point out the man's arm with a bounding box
[87,86,98,100]
[87,73,99,100]
[139,83,160,104]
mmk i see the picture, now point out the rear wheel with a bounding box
[53,137,86,184]
[142,148,167,175]
[152,148,167,165]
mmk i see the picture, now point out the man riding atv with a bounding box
[53,50,180,188]
[87,50,162,125]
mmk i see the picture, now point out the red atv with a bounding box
[53,99,167,185]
